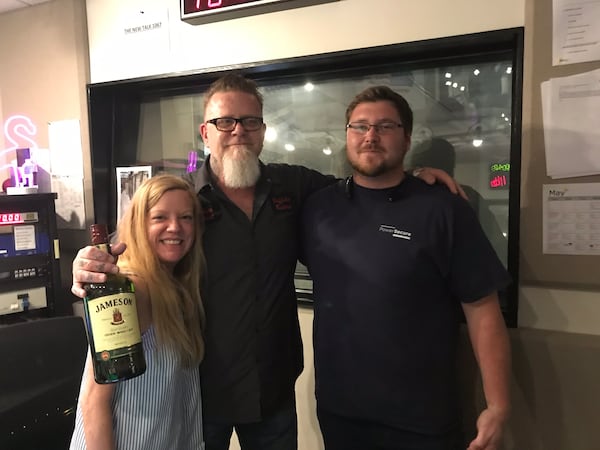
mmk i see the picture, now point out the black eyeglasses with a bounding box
[346,121,404,135]
[206,116,264,132]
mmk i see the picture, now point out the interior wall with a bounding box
[518,0,600,332]
[0,0,93,315]
[85,0,525,83]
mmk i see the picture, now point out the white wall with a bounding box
[0,0,92,199]
[86,0,525,83]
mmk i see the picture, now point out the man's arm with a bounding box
[295,163,466,200]
[411,167,468,199]
[71,242,126,298]
[462,292,511,450]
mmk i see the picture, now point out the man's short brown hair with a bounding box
[204,73,264,113]
[345,86,413,135]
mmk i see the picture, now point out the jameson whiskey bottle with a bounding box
[83,224,146,383]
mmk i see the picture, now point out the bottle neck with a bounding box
[94,243,112,255]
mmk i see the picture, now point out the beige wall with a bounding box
[85,0,525,83]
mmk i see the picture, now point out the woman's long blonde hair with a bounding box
[116,173,205,367]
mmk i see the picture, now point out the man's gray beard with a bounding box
[222,147,261,188]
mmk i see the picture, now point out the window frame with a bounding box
[88,27,523,326]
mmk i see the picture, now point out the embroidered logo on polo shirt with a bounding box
[200,199,221,222]
[271,195,293,211]
[378,225,411,240]
[203,206,217,221]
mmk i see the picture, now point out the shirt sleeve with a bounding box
[448,195,511,303]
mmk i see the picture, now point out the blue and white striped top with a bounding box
[70,326,204,450]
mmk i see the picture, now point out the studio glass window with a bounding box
[88,28,523,326]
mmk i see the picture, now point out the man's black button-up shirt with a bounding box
[189,158,333,424]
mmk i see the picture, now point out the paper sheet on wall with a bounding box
[553,0,600,65]
[47,119,86,229]
[51,175,85,230]
[543,183,600,255]
[48,119,84,177]
[541,68,600,178]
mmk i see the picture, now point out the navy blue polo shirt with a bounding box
[301,175,510,434]
[190,157,334,423]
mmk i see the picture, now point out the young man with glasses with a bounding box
[301,86,511,450]
[71,74,463,450]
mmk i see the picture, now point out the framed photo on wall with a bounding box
[116,166,152,224]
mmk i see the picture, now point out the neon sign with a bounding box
[489,162,510,190]
[1,115,40,188]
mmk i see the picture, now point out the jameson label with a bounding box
[88,293,142,352]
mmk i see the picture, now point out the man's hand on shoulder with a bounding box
[411,166,468,200]
[71,242,126,298]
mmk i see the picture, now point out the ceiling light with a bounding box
[473,69,480,76]
[304,82,314,92]
[445,72,452,78]
[322,146,332,156]
[284,143,295,152]
[472,139,483,147]
[265,127,277,142]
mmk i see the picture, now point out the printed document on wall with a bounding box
[51,175,85,230]
[541,68,600,178]
[553,0,600,65]
[48,119,84,177]
[48,119,86,229]
[543,183,600,255]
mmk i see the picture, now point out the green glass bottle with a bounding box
[83,224,146,383]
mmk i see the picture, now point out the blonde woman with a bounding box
[70,173,206,450]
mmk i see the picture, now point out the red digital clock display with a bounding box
[0,213,24,225]
[182,0,293,18]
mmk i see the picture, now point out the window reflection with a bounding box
[136,61,512,267]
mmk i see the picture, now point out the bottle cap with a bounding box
[90,224,109,245]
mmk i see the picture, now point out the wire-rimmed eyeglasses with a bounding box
[346,121,404,135]
[206,116,264,132]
